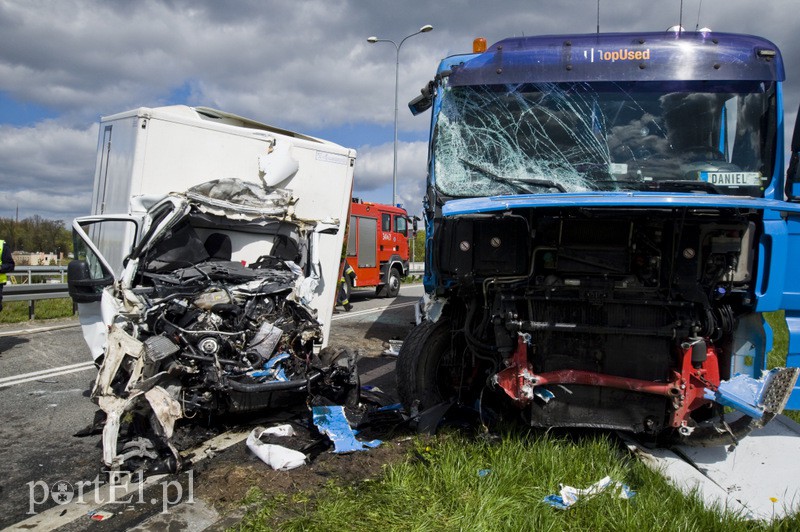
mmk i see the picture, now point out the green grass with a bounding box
[764,311,800,423]
[232,313,800,531]
[0,298,74,323]
[765,311,789,369]
[235,431,799,531]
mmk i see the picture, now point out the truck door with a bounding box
[763,109,800,409]
[357,216,377,269]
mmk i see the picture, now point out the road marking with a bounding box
[0,322,79,337]
[0,360,95,384]
[360,359,396,382]
[331,300,417,320]
[0,364,96,389]
[8,353,399,529]
[0,300,416,389]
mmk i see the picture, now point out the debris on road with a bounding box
[246,427,307,470]
[382,338,403,357]
[312,405,382,453]
[87,510,114,521]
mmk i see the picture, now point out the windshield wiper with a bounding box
[591,179,721,194]
[650,180,721,194]
[459,159,567,193]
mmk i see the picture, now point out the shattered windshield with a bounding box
[434,81,776,197]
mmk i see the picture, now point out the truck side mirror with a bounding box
[412,217,419,234]
[786,106,800,201]
[787,152,800,201]
[408,80,435,116]
[67,259,113,303]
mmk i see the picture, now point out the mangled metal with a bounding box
[78,178,358,472]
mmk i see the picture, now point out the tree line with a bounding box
[0,215,72,256]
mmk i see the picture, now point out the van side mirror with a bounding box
[67,259,113,303]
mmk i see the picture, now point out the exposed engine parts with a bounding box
[399,206,797,444]
[81,180,359,473]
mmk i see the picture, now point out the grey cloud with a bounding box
[0,0,798,223]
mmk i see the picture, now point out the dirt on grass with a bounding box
[189,298,416,526]
[193,434,413,512]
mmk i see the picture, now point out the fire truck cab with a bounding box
[346,199,410,297]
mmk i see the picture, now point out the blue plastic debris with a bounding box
[250,352,290,382]
[704,373,766,419]
[542,494,571,511]
[311,405,382,453]
[543,476,636,510]
[478,469,492,477]
[534,386,555,403]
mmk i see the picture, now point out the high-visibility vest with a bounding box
[0,240,6,284]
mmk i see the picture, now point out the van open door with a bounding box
[68,215,140,361]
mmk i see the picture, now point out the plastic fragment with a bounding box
[478,469,492,477]
[383,339,403,356]
[250,352,290,382]
[88,510,114,521]
[543,476,636,510]
[534,386,555,403]
[704,368,799,420]
[246,427,306,470]
[312,405,382,453]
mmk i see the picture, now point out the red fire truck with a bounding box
[345,199,410,297]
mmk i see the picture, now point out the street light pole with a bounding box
[367,24,433,207]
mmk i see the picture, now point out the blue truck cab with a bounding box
[398,30,800,444]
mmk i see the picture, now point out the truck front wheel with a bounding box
[397,318,491,414]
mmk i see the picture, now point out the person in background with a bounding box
[337,259,356,312]
[0,238,15,311]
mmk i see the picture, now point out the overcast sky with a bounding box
[0,0,798,225]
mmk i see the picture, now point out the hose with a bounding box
[223,369,323,393]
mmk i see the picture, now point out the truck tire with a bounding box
[376,267,401,298]
[396,319,456,411]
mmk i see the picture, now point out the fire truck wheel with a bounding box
[376,267,401,298]
[386,268,401,297]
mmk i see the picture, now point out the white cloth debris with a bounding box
[543,476,636,510]
[246,427,306,470]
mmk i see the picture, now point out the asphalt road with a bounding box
[0,284,423,529]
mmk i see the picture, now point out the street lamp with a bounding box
[367,24,433,207]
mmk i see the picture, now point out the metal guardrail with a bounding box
[5,283,69,302]
[408,262,424,275]
[1,262,422,319]
[4,266,73,319]
[7,265,68,284]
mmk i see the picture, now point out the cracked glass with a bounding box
[433,81,776,197]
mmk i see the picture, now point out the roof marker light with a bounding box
[473,37,487,53]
